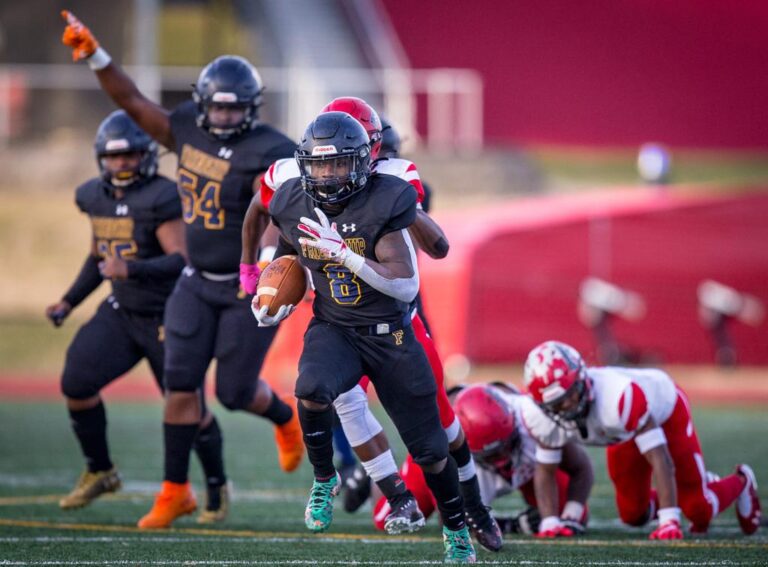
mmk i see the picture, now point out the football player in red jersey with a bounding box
[523,340,761,539]
[370,383,593,536]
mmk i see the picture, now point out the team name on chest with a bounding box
[180,144,231,182]
[300,237,366,261]
[91,216,134,239]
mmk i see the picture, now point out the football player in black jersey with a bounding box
[61,11,303,529]
[46,111,224,516]
[259,111,476,563]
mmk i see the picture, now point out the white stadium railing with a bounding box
[0,64,483,152]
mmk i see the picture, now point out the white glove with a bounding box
[251,301,295,327]
[298,208,364,272]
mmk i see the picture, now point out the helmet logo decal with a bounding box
[528,344,570,382]
[312,145,338,156]
[541,382,568,404]
[211,92,238,103]
[105,139,130,151]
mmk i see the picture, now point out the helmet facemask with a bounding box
[194,97,257,140]
[192,56,264,140]
[94,111,158,188]
[99,151,144,186]
[297,148,370,205]
[472,432,521,476]
[540,376,592,424]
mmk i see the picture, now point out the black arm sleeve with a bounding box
[126,252,186,282]
[274,235,299,258]
[62,255,103,308]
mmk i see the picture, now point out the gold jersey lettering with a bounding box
[301,242,329,261]
[180,144,231,182]
[300,237,367,261]
[91,217,134,240]
[345,238,366,256]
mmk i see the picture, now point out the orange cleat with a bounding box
[274,396,305,472]
[137,481,197,529]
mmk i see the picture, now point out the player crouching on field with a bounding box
[366,382,593,537]
[522,340,762,539]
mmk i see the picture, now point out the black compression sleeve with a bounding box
[62,255,103,308]
[274,235,298,258]
[126,252,186,282]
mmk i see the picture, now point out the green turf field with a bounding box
[0,401,766,565]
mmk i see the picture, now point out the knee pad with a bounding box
[333,385,383,447]
[295,371,335,406]
[60,348,100,399]
[620,505,653,527]
[61,370,99,399]
[215,383,252,411]
[409,429,449,468]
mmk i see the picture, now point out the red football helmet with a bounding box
[524,341,591,420]
[320,97,383,159]
[454,385,518,470]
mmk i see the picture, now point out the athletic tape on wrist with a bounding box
[259,245,277,263]
[561,501,585,522]
[634,427,667,454]
[539,516,561,533]
[657,506,681,524]
[535,446,563,464]
[87,47,112,71]
[342,250,365,274]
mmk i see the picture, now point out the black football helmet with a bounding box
[379,117,401,158]
[296,111,371,205]
[192,55,264,139]
[94,110,158,186]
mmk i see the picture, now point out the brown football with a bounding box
[256,255,307,316]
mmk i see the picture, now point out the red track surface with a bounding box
[2,367,766,405]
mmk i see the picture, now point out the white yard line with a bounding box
[0,560,759,566]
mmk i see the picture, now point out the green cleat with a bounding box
[443,525,477,564]
[304,472,341,532]
[59,467,122,510]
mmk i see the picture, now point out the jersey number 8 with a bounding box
[323,264,361,305]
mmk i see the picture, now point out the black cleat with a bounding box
[342,463,371,513]
[384,493,426,534]
[466,505,503,552]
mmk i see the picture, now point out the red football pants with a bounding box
[606,387,742,531]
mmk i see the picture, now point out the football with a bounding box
[256,255,307,316]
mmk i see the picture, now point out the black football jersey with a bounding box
[269,174,417,326]
[169,101,296,273]
[75,176,181,314]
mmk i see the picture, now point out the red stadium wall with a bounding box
[380,0,768,148]
[419,189,768,365]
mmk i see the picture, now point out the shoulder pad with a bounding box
[373,158,424,203]
[520,396,570,449]
[616,381,650,433]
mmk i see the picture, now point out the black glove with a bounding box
[495,506,541,534]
